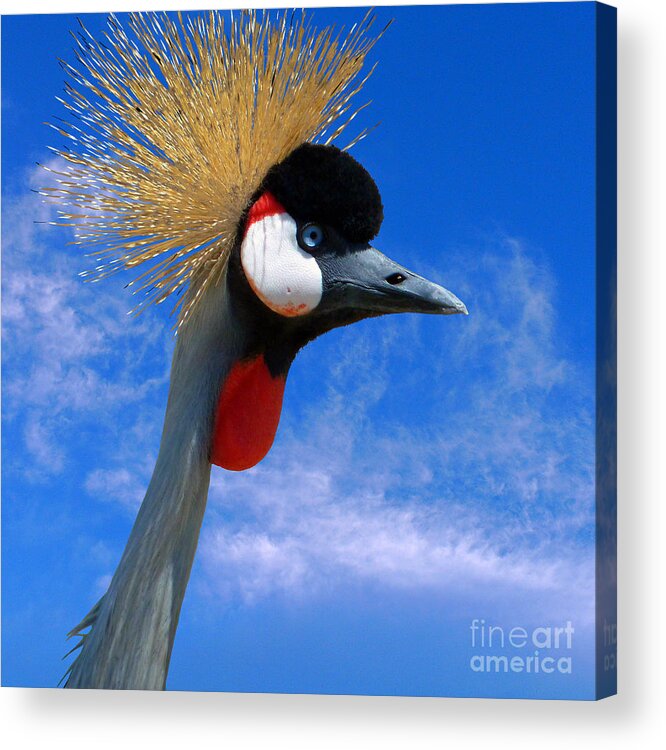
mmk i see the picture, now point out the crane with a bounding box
[46,10,467,690]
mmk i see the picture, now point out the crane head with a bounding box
[239,143,467,328]
[211,143,467,472]
[46,12,467,475]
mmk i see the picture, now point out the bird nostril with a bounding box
[386,273,406,285]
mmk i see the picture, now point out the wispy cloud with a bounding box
[84,466,149,512]
[2,163,170,482]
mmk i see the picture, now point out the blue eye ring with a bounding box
[299,222,325,250]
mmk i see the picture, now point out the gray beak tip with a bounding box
[434,288,468,317]
[442,303,468,316]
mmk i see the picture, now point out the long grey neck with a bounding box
[65,279,243,690]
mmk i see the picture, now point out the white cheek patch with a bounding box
[241,213,323,317]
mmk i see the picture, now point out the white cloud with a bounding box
[84,467,148,511]
[22,414,66,475]
[2,163,171,479]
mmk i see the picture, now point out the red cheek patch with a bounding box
[210,356,286,471]
[244,191,286,237]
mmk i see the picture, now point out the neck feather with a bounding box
[65,279,241,690]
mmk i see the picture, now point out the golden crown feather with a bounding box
[42,9,385,327]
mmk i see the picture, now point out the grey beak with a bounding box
[322,246,468,316]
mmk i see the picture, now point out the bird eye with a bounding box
[298,223,325,250]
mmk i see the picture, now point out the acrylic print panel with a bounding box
[1,2,616,698]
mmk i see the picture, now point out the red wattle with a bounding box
[210,356,286,471]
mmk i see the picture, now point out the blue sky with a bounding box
[2,3,598,698]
